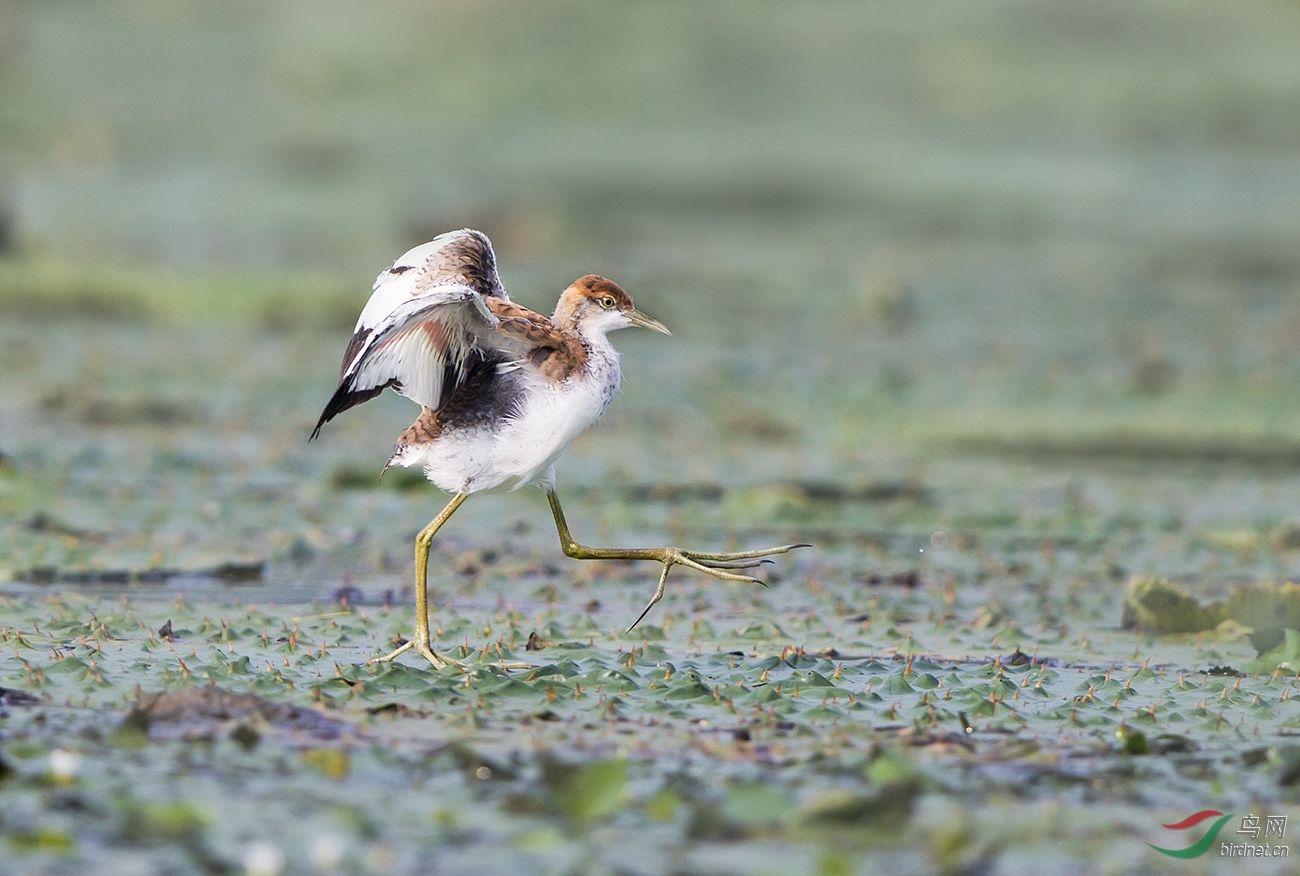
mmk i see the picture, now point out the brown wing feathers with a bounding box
[312,230,591,441]
[485,299,586,380]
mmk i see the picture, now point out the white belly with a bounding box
[402,354,620,494]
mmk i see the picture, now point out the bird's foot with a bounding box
[626,543,811,632]
[375,636,464,670]
[376,636,533,671]
[677,543,812,578]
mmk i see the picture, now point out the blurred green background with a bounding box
[2,0,1299,435]
[3,0,1300,567]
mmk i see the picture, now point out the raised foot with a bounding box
[627,542,811,633]
[675,543,812,582]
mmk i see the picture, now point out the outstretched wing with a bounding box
[311,229,517,439]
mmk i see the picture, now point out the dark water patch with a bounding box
[20,560,265,586]
[26,512,107,542]
[38,390,202,427]
[121,685,350,743]
[574,479,929,505]
[856,569,923,589]
[330,463,426,491]
[0,686,41,706]
[953,433,1300,469]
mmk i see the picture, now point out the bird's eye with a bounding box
[599,296,616,309]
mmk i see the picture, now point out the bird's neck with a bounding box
[551,304,607,347]
[569,326,619,372]
[550,290,581,329]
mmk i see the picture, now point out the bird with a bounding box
[311,229,806,668]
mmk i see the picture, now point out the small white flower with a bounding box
[48,749,81,782]
[308,833,346,870]
[244,841,286,876]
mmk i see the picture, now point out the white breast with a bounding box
[408,345,622,494]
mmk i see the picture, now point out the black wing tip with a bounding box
[310,380,392,443]
[309,405,335,442]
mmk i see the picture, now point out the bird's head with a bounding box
[553,275,671,339]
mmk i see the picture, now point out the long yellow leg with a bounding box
[377,492,468,668]
[545,489,809,632]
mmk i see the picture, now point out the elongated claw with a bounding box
[627,563,673,634]
[624,547,807,632]
[679,543,811,562]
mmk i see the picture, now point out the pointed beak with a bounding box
[627,309,671,335]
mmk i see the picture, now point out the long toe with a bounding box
[414,645,464,670]
[680,543,811,562]
[675,554,767,584]
[495,659,534,671]
[376,640,414,663]
[695,557,775,571]
[378,638,466,670]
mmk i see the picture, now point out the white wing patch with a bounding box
[351,318,448,408]
[312,230,517,439]
[342,288,497,411]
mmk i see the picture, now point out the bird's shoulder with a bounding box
[484,299,564,347]
[483,299,590,381]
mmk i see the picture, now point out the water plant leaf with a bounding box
[1243,628,1300,674]
[540,758,627,824]
[1122,577,1226,633]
